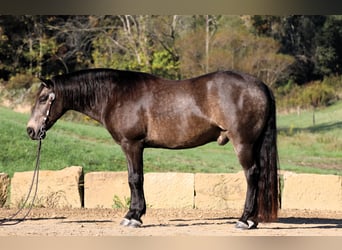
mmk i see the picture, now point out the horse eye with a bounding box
[39,95,48,103]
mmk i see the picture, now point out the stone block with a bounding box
[10,166,83,208]
[194,171,247,210]
[84,171,130,208]
[144,173,195,208]
[0,173,10,207]
[282,172,342,211]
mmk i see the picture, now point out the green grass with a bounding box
[0,101,341,177]
[277,101,342,175]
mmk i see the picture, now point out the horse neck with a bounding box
[60,84,110,124]
[72,104,105,124]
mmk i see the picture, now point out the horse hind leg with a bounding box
[234,143,259,230]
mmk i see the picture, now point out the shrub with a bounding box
[301,81,336,108]
[6,73,35,90]
[276,77,339,112]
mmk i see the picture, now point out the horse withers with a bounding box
[27,69,280,230]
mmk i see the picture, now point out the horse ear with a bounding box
[39,77,53,88]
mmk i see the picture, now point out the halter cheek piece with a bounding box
[38,92,55,139]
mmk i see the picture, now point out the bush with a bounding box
[276,77,339,111]
[301,81,336,108]
[322,75,342,99]
[6,73,35,90]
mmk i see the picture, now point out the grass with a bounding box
[0,101,341,177]
[277,101,342,175]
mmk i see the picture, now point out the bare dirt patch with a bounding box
[0,208,341,236]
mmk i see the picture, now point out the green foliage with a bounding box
[322,75,342,97]
[151,50,180,79]
[92,34,149,72]
[112,195,130,209]
[1,15,341,91]
[277,75,341,111]
[301,81,336,108]
[177,16,294,85]
[252,15,342,85]
[6,73,35,90]
[314,16,342,77]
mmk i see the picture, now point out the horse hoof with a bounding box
[120,218,131,226]
[128,219,142,228]
[120,218,142,228]
[235,220,258,230]
[235,220,249,230]
[247,220,258,229]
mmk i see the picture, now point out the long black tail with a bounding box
[256,87,280,222]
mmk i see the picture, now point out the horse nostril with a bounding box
[27,127,35,138]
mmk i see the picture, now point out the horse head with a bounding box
[26,78,62,140]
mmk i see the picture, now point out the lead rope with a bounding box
[0,139,42,226]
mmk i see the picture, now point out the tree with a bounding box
[92,15,182,79]
[251,15,342,85]
[149,15,181,79]
[302,81,335,125]
[0,16,41,77]
[92,15,157,72]
[0,15,61,85]
[177,15,294,86]
[313,16,342,77]
[44,15,99,74]
[0,15,96,81]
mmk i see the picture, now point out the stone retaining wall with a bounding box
[1,167,341,211]
[0,173,10,207]
[194,172,247,210]
[10,166,83,208]
[84,172,129,208]
[282,172,341,210]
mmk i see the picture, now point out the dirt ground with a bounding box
[0,207,341,236]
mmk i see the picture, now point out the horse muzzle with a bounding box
[27,126,46,140]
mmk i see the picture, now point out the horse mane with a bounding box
[51,68,156,110]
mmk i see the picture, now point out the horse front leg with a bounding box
[119,140,146,228]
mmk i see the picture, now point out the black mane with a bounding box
[51,68,156,110]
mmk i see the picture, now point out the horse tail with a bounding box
[256,86,280,222]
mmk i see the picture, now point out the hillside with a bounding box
[0,102,341,177]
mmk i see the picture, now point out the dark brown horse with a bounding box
[27,68,279,229]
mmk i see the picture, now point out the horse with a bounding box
[27,68,280,229]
